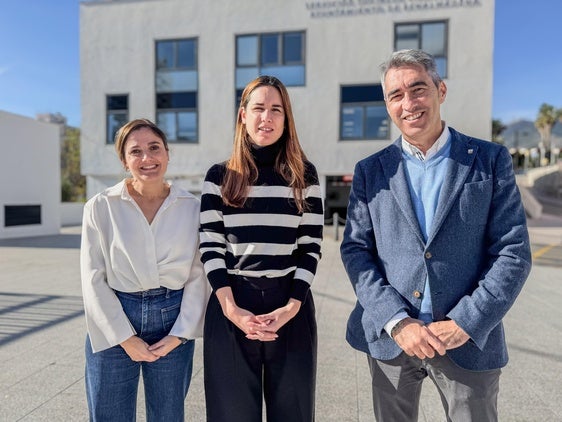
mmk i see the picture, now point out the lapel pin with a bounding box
[468,149,474,154]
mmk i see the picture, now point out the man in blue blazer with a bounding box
[340,49,531,421]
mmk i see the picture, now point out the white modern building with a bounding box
[80,0,495,217]
[0,111,61,239]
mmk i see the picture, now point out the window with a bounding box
[340,85,389,141]
[156,38,198,142]
[236,31,305,90]
[106,95,128,144]
[5,205,41,227]
[395,21,448,78]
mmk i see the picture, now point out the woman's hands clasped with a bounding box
[215,286,301,342]
[120,335,184,362]
[246,298,301,341]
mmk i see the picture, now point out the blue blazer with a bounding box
[340,128,532,371]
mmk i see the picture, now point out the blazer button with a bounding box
[413,290,422,298]
[425,251,432,259]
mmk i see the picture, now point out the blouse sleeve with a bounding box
[80,198,136,353]
[169,248,211,339]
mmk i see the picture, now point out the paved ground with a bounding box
[0,213,561,421]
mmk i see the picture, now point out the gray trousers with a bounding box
[367,352,501,422]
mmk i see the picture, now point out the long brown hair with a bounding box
[222,76,309,212]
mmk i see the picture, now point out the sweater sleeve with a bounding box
[291,162,324,301]
[199,165,230,291]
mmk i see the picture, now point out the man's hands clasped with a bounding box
[391,317,470,359]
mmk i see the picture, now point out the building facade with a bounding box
[0,111,60,239]
[80,0,495,217]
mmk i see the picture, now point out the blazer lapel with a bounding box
[380,140,425,244]
[427,130,477,244]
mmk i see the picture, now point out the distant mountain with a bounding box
[499,119,562,149]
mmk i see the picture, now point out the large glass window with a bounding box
[236,31,305,89]
[106,94,128,144]
[156,93,197,142]
[340,85,389,141]
[156,38,198,143]
[395,21,448,78]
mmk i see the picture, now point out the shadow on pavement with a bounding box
[0,292,84,347]
[0,233,81,249]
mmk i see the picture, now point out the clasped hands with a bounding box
[120,334,184,362]
[392,317,470,360]
[215,286,301,342]
[227,298,302,342]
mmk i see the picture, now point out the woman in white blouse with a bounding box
[80,118,210,421]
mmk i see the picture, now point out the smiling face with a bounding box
[240,85,286,147]
[384,64,447,151]
[122,127,169,183]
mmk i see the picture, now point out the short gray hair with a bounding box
[380,49,442,95]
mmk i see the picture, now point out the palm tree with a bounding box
[534,103,562,152]
[492,119,506,144]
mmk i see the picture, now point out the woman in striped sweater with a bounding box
[199,76,324,422]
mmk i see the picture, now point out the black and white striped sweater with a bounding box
[199,143,324,302]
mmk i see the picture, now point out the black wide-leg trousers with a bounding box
[204,275,317,422]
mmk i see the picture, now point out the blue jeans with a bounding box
[85,287,194,422]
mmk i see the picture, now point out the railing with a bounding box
[510,147,561,173]
[324,212,347,241]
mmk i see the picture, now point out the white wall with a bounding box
[81,0,495,198]
[0,111,61,239]
[60,202,84,227]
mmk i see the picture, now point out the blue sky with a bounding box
[0,0,81,126]
[0,0,560,128]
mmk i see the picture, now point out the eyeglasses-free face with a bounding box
[122,127,169,182]
[241,85,286,147]
[384,64,447,151]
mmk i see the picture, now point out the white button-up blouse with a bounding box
[80,180,211,352]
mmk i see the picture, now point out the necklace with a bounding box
[126,179,170,224]
[128,179,170,200]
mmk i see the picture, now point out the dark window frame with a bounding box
[394,20,449,78]
[155,38,199,143]
[106,94,129,144]
[236,31,306,68]
[235,30,306,88]
[156,38,198,71]
[339,84,389,141]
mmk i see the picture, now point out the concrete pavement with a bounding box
[0,216,561,421]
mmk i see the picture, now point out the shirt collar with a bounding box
[106,179,191,201]
[401,123,450,161]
